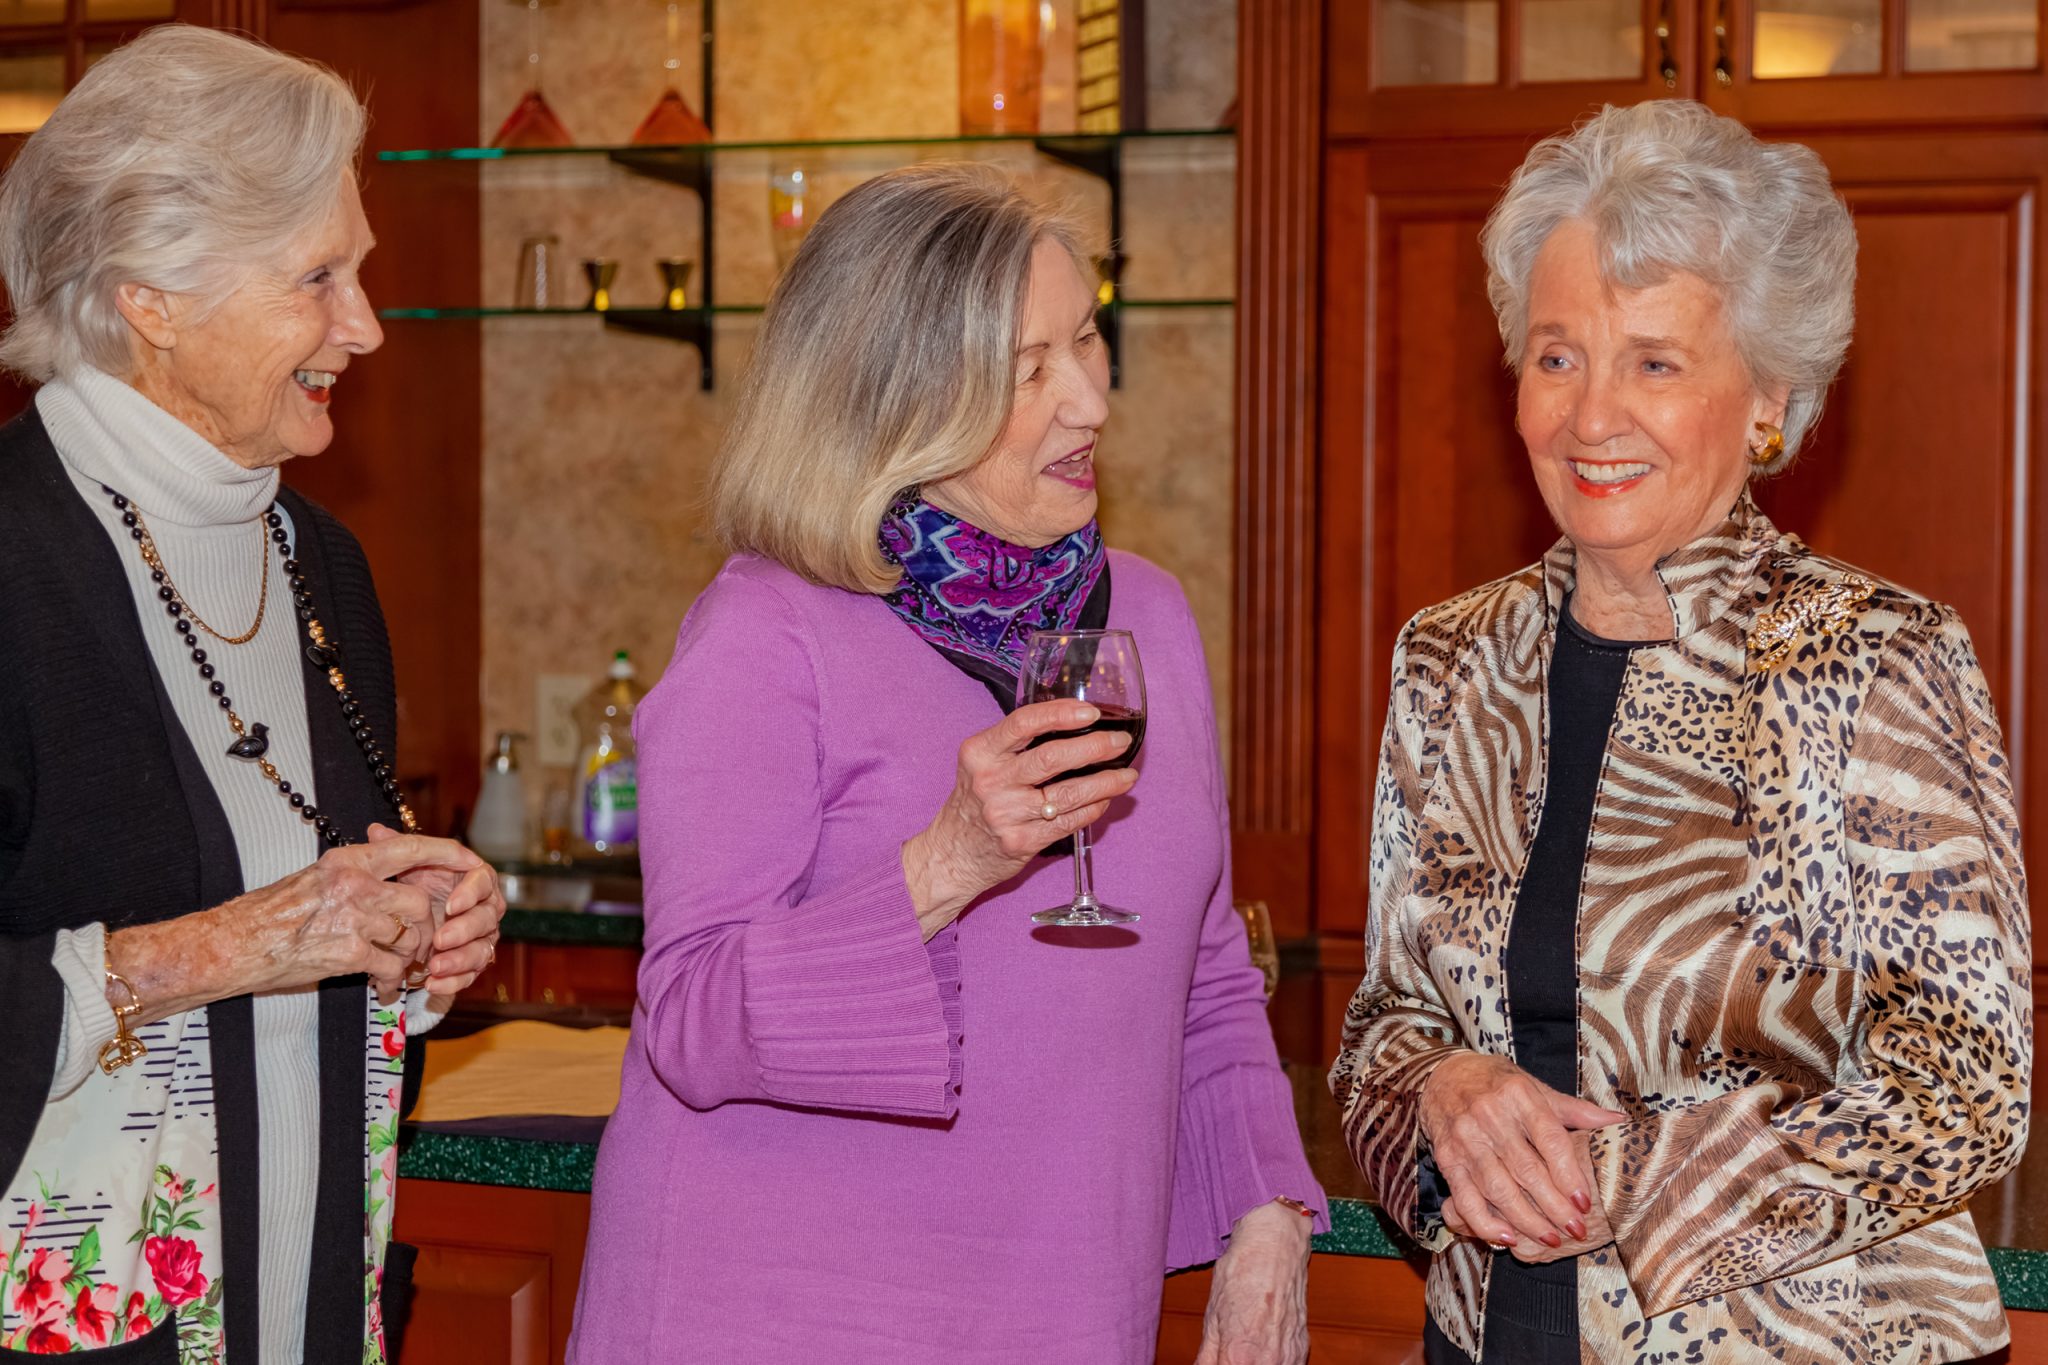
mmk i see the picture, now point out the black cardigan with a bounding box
[0,407,411,1363]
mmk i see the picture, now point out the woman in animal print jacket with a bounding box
[1330,101,2031,1365]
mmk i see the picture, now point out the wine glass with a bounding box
[1016,629,1146,927]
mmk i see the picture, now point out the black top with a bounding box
[0,408,414,1363]
[1482,600,1644,1346]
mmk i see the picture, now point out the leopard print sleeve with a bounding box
[1588,602,2033,1316]
[1329,613,1470,1251]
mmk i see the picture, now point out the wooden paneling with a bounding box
[268,0,484,831]
[393,1179,591,1365]
[1232,0,1325,935]
[1317,138,1556,938]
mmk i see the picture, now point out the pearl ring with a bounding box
[1039,800,1059,821]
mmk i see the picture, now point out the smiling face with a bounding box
[922,237,1110,547]
[125,173,383,469]
[1517,219,1784,575]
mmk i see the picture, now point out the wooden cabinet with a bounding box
[395,1175,2048,1365]
[392,1179,591,1365]
[468,941,641,1009]
[1325,0,2044,137]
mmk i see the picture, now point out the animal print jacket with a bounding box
[1329,492,2031,1363]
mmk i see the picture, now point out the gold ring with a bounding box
[371,911,410,954]
[1040,800,1059,821]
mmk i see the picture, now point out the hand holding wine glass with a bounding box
[1016,629,1147,928]
[900,697,1140,940]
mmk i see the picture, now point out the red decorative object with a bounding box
[631,87,710,145]
[491,88,575,149]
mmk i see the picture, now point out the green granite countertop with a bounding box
[498,907,643,946]
[398,1026,2048,1310]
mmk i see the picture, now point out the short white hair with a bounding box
[0,24,366,382]
[1480,100,1857,468]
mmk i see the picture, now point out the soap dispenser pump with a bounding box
[470,731,529,862]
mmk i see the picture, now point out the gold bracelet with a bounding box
[1273,1197,1316,1219]
[97,956,149,1076]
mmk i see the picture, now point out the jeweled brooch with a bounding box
[1747,575,1875,667]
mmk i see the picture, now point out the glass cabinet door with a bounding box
[1331,0,1700,137]
[1710,0,2043,121]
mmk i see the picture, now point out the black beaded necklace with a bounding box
[101,484,418,847]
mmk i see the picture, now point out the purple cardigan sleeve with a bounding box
[631,568,964,1119]
[1162,593,1329,1269]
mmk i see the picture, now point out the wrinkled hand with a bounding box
[1194,1202,1311,1365]
[1441,1130,1616,1263]
[366,823,505,1001]
[900,701,1139,938]
[193,835,458,1006]
[1419,1052,1623,1253]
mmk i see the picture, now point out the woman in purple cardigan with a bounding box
[569,163,1325,1364]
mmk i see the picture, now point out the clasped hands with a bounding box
[1417,1052,1625,1263]
[362,822,505,1005]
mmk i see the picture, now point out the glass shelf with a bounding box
[378,126,1235,165]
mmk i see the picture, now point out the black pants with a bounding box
[1423,1313,1582,1365]
[1423,1255,1581,1365]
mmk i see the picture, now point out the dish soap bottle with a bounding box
[573,650,644,859]
[470,730,529,862]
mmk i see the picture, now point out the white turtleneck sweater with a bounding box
[37,367,440,1365]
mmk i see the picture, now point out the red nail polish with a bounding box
[1573,1191,1592,1213]
[1542,1232,1562,1248]
[1567,1219,1586,1240]
[1499,1233,1517,1246]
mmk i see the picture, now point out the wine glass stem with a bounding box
[1069,822,1098,909]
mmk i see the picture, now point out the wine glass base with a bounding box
[1031,903,1139,928]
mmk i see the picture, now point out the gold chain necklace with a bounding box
[102,483,419,845]
[130,506,270,645]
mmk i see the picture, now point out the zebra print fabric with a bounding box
[1329,492,2031,1363]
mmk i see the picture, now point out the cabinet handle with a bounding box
[1712,0,1733,84]
[1656,0,1678,87]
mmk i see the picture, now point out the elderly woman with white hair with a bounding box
[0,25,504,1363]
[1331,100,2030,1364]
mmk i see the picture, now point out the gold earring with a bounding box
[1750,421,1784,467]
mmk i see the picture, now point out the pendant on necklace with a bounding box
[226,721,271,760]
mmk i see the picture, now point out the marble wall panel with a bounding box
[480,0,1239,792]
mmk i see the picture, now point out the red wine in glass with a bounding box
[1027,704,1146,780]
[1016,629,1146,927]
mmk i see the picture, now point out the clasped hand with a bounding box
[1418,1052,1623,1263]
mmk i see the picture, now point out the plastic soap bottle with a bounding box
[573,650,644,859]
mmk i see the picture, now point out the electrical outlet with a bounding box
[535,674,592,768]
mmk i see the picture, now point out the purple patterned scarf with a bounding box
[879,496,1109,710]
